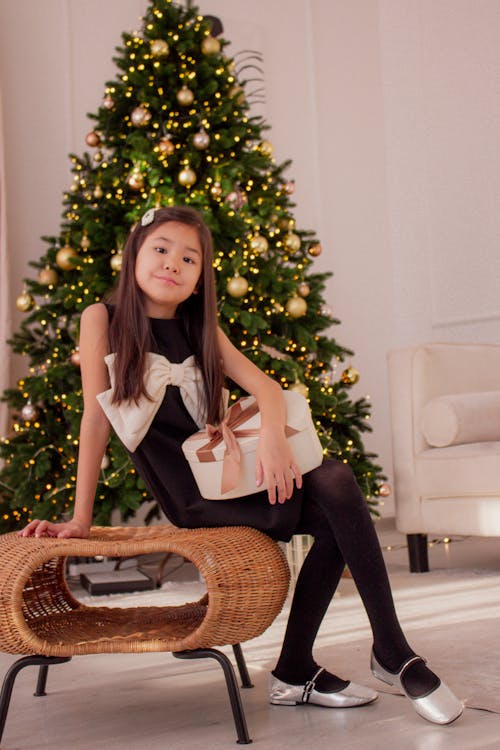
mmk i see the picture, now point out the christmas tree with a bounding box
[0,0,385,534]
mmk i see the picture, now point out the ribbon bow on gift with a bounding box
[187,398,298,495]
[97,352,206,452]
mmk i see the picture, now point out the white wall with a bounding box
[1,0,499,516]
[380,0,500,345]
[309,0,394,511]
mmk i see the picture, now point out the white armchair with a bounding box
[387,343,500,572]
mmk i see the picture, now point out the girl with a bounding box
[19,206,462,725]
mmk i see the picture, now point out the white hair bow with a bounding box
[97,352,207,452]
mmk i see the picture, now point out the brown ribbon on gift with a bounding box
[187,398,298,495]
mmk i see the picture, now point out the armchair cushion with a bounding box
[421,390,500,447]
[416,441,500,497]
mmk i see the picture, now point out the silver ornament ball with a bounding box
[21,402,38,421]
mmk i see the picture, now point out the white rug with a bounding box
[76,567,500,714]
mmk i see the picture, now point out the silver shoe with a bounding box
[270,667,378,708]
[370,651,463,725]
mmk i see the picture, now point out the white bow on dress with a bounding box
[96,352,207,452]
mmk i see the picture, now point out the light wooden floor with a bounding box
[1,521,500,750]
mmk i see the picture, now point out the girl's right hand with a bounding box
[17,518,91,539]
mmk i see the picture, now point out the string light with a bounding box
[383,537,468,553]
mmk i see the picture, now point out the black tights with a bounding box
[273,460,439,696]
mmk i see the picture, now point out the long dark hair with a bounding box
[108,206,225,425]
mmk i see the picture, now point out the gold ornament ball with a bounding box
[378,482,392,497]
[128,169,145,191]
[279,217,294,231]
[101,454,110,470]
[177,86,194,106]
[93,184,103,199]
[80,234,91,250]
[201,35,221,55]
[102,95,114,110]
[227,275,249,298]
[69,176,79,194]
[158,136,175,155]
[308,243,323,257]
[282,180,295,195]
[286,296,307,318]
[210,181,223,198]
[38,267,58,286]
[193,128,210,150]
[131,106,151,127]
[284,232,301,252]
[56,246,79,270]
[289,381,309,398]
[150,39,169,57]
[259,140,274,157]
[16,292,34,312]
[70,350,81,367]
[85,130,101,147]
[250,234,269,254]
[228,84,245,104]
[320,303,333,317]
[21,402,38,421]
[110,253,123,272]
[341,367,360,385]
[298,282,310,297]
[178,166,197,187]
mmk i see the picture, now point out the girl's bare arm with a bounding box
[19,303,110,538]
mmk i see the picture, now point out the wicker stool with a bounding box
[0,525,290,745]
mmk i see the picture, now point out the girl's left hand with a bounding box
[255,427,302,505]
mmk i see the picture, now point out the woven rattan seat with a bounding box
[0,525,290,744]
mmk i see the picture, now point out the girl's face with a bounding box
[134,220,203,318]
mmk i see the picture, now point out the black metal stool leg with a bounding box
[232,644,253,688]
[35,664,50,696]
[0,656,71,742]
[173,648,252,744]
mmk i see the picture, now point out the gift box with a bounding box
[182,390,324,500]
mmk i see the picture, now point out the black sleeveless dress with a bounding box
[115,313,304,542]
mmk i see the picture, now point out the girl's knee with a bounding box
[305,459,363,509]
[310,458,356,487]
